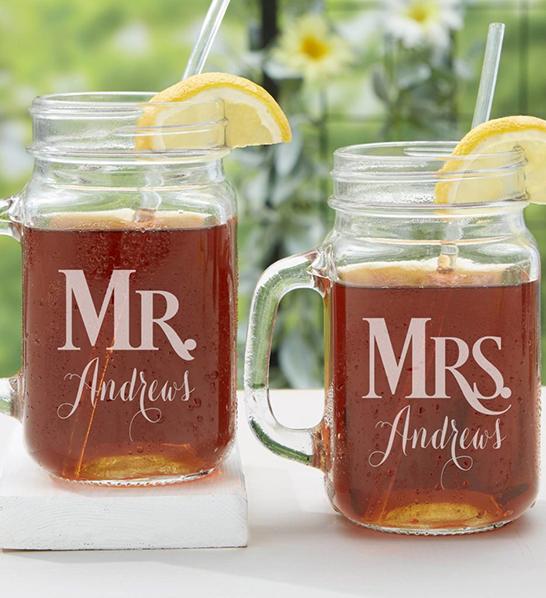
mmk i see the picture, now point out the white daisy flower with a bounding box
[272,13,353,83]
[383,0,463,49]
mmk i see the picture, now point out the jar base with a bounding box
[326,477,530,536]
[38,443,235,486]
[345,515,512,536]
[50,467,216,487]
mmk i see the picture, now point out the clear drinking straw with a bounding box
[183,0,232,79]
[135,0,231,216]
[472,23,505,127]
[78,0,234,471]
[438,22,506,271]
[377,24,509,510]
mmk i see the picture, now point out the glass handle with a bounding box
[244,251,323,467]
[0,196,22,420]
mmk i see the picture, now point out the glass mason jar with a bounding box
[245,142,540,535]
[0,93,237,485]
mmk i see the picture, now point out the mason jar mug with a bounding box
[0,93,237,485]
[245,142,540,535]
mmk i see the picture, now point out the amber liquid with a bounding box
[326,278,539,532]
[23,220,236,483]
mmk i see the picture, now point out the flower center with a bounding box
[406,1,438,24]
[300,35,329,60]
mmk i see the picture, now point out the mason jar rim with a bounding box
[331,141,528,211]
[30,91,212,112]
[29,91,229,164]
[333,141,525,175]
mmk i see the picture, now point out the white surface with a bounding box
[0,389,545,597]
[0,432,247,550]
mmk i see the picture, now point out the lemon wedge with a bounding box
[137,72,292,151]
[436,115,546,204]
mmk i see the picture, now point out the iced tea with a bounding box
[23,212,237,483]
[325,263,539,532]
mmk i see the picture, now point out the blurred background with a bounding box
[0,0,545,386]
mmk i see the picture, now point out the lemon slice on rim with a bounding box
[136,72,292,151]
[435,115,546,204]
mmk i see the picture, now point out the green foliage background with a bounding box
[0,0,545,385]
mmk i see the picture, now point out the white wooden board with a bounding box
[0,426,248,550]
